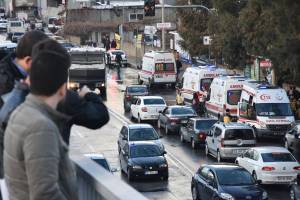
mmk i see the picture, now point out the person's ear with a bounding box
[58,83,67,98]
[24,56,32,71]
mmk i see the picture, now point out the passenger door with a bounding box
[286,128,297,150]
[160,107,169,127]
[118,126,128,151]
[206,126,215,152]
[131,98,141,118]
[120,144,129,172]
[187,121,196,142]
[211,127,222,155]
[202,170,218,200]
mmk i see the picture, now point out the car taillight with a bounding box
[126,95,131,100]
[169,118,179,123]
[141,107,147,112]
[220,139,224,147]
[262,166,275,171]
[199,132,206,140]
[294,166,300,170]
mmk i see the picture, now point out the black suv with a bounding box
[123,85,148,112]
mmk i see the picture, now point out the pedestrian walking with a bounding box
[192,93,200,115]
[111,39,117,49]
[176,90,184,105]
[4,49,78,200]
[115,52,122,81]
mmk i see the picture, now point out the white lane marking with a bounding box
[108,108,194,176]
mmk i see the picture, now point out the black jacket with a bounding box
[0,53,26,97]
[57,90,109,144]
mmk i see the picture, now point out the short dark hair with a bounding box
[30,50,70,96]
[16,31,48,59]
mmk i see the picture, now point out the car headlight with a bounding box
[220,193,235,200]
[68,82,79,89]
[159,163,168,168]
[132,165,143,170]
[262,191,268,200]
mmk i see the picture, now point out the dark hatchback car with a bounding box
[123,85,149,112]
[290,175,300,200]
[180,118,217,149]
[157,106,197,134]
[119,141,168,181]
[191,164,268,200]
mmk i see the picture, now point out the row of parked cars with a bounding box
[120,84,300,199]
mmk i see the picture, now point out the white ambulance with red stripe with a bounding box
[180,65,225,105]
[237,82,294,138]
[205,76,250,120]
[138,51,177,87]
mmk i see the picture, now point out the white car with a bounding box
[0,19,7,31]
[236,147,300,184]
[105,49,128,67]
[130,96,167,123]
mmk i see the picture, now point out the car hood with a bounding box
[130,156,166,166]
[220,185,263,199]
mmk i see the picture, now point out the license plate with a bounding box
[233,149,245,154]
[278,176,291,181]
[145,171,158,175]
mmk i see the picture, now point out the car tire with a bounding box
[138,114,142,123]
[191,139,197,149]
[157,118,161,129]
[180,132,185,143]
[127,168,134,182]
[205,143,209,156]
[217,150,222,163]
[191,185,200,200]
[252,171,258,182]
[290,188,296,200]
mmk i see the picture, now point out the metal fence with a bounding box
[72,155,149,200]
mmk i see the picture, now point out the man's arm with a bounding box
[58,90,109,129]
[24,130,67,200]
[0,70,14,97]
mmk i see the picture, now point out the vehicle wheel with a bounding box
[165,125,169,135]
[191,185,200,200]
[191,139,197,149]
[205,144,209,156]
[180,132,185,143]
[217,150,222,163]
[290,188,296,200]
[138,114,142,123]
[157,118,161,129]
[127,168,134,182]
[252,171,258,181]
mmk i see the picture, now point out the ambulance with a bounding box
[206,76,250,120]
[237,82,294,138]
[180,65,225,104]
[138,51,177,87]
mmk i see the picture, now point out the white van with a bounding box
[7,20,25,33]
[180,65,225,104]
[206,76,250,120]
[237,82,294,138]
[138,51,176,87]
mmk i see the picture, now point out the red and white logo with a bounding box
[260,94,271,101]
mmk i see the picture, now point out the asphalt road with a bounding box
[103,66,293,200]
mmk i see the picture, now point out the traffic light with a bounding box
[144,0,155,16]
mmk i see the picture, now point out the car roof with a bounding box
[84,153,106,159]
[250,146,291,154]
[190,117,218,121]
[129,141,160,147]
[168,105,192,109]
[139,96,164,99]
[127,124,153,129]
[216,122,252,129]
[202,163,243,171]
[127,85,147,88]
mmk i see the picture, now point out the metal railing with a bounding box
[71,155,148,200]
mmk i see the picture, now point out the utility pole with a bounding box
[121,0,124,49]
[161,0,165,51]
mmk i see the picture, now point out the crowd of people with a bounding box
[0,31,110,199]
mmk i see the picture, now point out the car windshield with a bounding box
[92,158,110,171]
[195,120,217,130]
[14,33,23,36]
[256,103,293,116]
[227,90,242,105]
[143,98,165,105]
[171,107,195,115]
[130,145,162,158]
[261,152,296,162]
[216,168,255,186]
[224,129,254,140]
[129,128,159,141]
[128,87,147,93]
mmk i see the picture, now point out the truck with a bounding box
[237,82,294,138]
[68,47,107,100]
